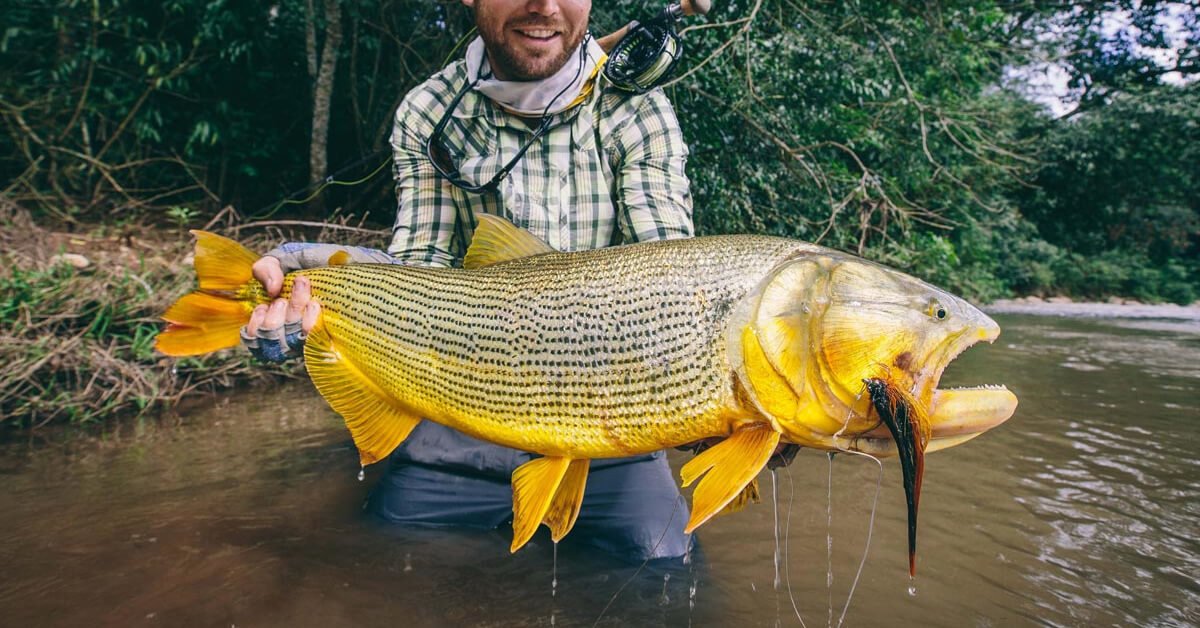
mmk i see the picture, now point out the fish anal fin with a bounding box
[544,459,590,542]
[681,423,780,533]
[463,214,555,269]
[303,319,421,467]
[510,456,571,552]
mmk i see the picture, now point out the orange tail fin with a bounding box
[155,230,265,356]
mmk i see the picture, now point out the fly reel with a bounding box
[599,0,712,93]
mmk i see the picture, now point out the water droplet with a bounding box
[907,577,917,597]
[659,573,671,606]
[403,552,413,573]
[551,542,558,598]
[357,467,365,482]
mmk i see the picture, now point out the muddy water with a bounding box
[1,313,1197,627]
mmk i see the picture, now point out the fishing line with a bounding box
[828,388,885,628]
[782,463,808,628]
[591,496,681,627]
[248,151,391,220]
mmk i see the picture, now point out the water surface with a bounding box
[1,314,1197,626]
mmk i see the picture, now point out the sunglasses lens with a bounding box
[429,139,458,177]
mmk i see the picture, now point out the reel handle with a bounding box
[597,0,712,52]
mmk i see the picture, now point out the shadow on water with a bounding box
[1,314,1197,626]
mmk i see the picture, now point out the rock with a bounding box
[1107,296,1124,305]
[48,253,91,269]
[1046,296,1073,304]
[1019,295,1045,304]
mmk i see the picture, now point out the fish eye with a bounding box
[929,301,948,321]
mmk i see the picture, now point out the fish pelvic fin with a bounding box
[680,423,780,533]
[510,457,590,552]
[155,230,265,356]
[304,320,421,467]
[718,478,761,517]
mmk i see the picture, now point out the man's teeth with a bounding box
[520,30,558,38]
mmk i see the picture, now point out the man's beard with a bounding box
[477,15,585,80]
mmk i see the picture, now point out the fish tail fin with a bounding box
[155,230,265,356]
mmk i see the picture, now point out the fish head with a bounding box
[732,252,1016,453]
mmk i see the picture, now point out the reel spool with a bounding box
[599,0,712,93]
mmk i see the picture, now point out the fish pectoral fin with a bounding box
[463,214,555,269]
[717,478,761,517]
[510,456,586,552]
[303,319,421,467]
[680,423,780,533]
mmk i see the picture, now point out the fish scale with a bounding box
[278,235,808,458]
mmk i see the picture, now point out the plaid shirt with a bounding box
[387,57,693,266]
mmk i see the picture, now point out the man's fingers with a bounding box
[252,256,284,297]
[263,298,288,330]
[247,304,269,336]
[286,276,310,323]
[302,300,321,333]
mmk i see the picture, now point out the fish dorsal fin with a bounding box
[463,214,555,269]
[303,318,422,467]
[509,456,590,551]
[680,423,780,533]
[327,250,352,266]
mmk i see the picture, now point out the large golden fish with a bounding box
[156,216,1016,573]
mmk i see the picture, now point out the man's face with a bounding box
[464,0,591,81]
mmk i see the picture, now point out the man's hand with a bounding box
[240,256,320,362]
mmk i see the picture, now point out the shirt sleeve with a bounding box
[387,88,459,268]
[612,89,695,243]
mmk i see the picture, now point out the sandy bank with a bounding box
[984,297,1200,321]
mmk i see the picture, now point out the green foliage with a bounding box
[1015,85,1199,303]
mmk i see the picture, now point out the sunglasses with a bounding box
[426,78,554,194]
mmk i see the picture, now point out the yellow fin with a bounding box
[463,214,555,269]
[303,319,421,467]
[510,456,571,552]
[717,478,760,517]
[680,423,780,533]
[327,250,352,266]
[156,292,254,355]
[191,230,261,292]
[543,459,590,542]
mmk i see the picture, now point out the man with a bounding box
[243,0,694,560]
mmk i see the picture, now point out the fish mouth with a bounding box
[857,321,1017,452]
[924,319,1017,443]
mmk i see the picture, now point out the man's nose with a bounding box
[526,0,561,16]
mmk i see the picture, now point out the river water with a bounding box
[1,313,1197,627]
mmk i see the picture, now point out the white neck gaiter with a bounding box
[464,35,603,117]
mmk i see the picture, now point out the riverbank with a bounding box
[985,296,1200,320]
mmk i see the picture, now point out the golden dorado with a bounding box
[156,216,1017,573]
